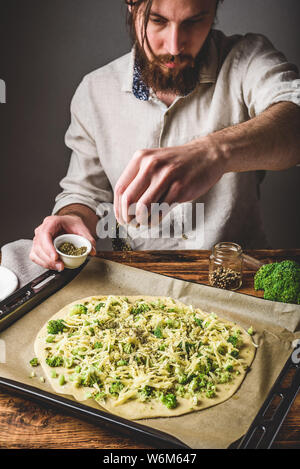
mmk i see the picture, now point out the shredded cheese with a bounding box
[44,296,249,408]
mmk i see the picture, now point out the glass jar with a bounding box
[209,242,243,291]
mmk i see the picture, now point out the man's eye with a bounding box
[150,18,166,25]
[184,18,205,26]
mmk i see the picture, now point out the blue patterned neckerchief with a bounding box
[132,59,150,101]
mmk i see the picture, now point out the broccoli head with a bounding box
[254,260,300,305]
[160,392,177,409]
[109,380,124,396]
[80,369,102,387]
[205,383,216,399]
[138,385,154,401]
[189,374,208,392]
[227,332,241,348]
[94,302,105,312]
[45,355,64,367]
[70,304,88,316]
[47,319,66,335]
[153,326,163,338]
[131,302,151,316]
[29,357,39,367]
[254,263,277,290]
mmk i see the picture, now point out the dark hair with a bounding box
[125,0,223,50]
[125,0,153,48]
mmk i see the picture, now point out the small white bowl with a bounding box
[54,234,92,269]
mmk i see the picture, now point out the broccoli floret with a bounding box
[93,342,103,349]
[194,316,203,328]
[218,371,232,384]
[197,357,216,374]
[70,304,88,316]
[45,355,64,367]
[205,383,216,398]
[142,385,154,396]
[165,319,174,328]
[225,363,234,372]
[227,331,241,348]
[165,363,174,374]
[64,358,74,369]
[94,302,105,312]
[230,349,239,358]
[176,384,186,397]
[131,302,150,316]
[138,385,154,401]
[29,358,39,367]
[177,372,189,385]
[134,355,146,365]
[160,393,177,409]
[109,380,124,396]
[95,391,106,402]
[81,370,102,387]
[254,263,277,290]
[217,345,227,355]
[123,343,134,354]
[254,260,300,305]
[153,327,163,338]
[116,359,128,366]
[46,335,55,343]
[47,319,66,335]
[185,342,195,355]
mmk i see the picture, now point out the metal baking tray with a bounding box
[0,265,299,449]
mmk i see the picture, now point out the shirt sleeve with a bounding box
[52,77,113,216]
[240,33,300,118]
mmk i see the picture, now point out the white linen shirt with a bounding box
[52,29,300,250]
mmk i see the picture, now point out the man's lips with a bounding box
[164,62,178,69]
[162,59,193,69]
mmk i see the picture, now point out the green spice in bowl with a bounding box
[58,242,87,257]
[54,234,92,269]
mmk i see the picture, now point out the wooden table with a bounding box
[0,249,299,449]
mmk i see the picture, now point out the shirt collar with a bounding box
[121,30,219,99]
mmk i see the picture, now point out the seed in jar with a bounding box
[209,266,241,290]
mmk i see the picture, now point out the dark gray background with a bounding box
[1,0,299,249]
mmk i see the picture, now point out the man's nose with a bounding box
[165,25,185,56]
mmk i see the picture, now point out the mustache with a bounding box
[155,54,195,67]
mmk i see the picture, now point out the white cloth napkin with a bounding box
[1,239,46,289]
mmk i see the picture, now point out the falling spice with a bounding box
[112,223,132,252]
[209,266,242,290]
[58,242,87,256]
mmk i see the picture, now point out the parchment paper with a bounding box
[0,258,299,449]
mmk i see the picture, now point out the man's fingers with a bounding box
[133,167,175,224]
[114,151,147,224]
[120,172,152,224]
[35,230,59,262]
[31,215,97,271]
[61,217,97,251]
[161,180,184,205]
[30,248,64,271]
[29,249,47,269]
[31,239,64,271]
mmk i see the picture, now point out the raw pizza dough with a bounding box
[34,295,256,420]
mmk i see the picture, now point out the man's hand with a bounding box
[114,102,300,226]
[114,137,225,225]
[30,214,97,271]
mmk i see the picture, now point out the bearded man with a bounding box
[30,0,300,271]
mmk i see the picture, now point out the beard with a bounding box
[134,36,210,96]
